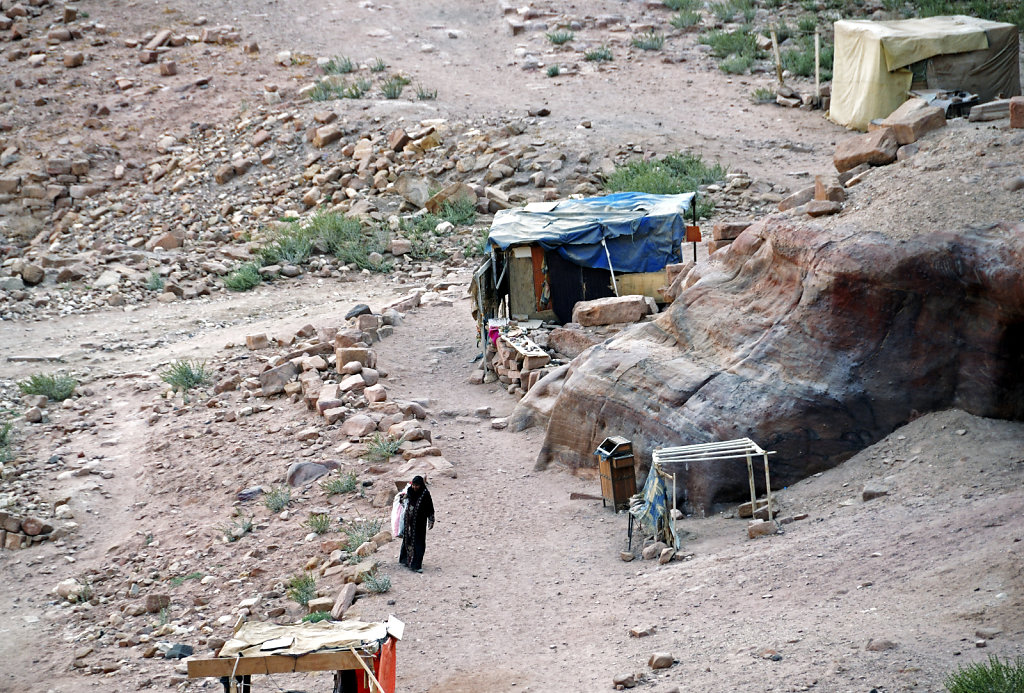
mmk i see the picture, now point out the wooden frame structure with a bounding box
[653,437,776,522]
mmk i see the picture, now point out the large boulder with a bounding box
[533,219,1024,513]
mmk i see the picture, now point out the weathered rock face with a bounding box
[533,219,1024,512]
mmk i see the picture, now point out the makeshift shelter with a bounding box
[474,192,694,324]
[830,15,1021,130]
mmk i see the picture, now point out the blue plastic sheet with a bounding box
[630,463,668,538]
[486,192,695,274]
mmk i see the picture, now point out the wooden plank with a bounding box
[615,271,668,299]
[508,254,535,317]
[187,650,370,678]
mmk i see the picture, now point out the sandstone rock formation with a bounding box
[531,218,1024,512]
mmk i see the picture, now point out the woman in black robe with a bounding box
[399,476,434,573]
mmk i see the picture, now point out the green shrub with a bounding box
[286,573,317,607]
[671,10,702,29]
[363,570,392,594]
[305,211,388,271]
[264,486,291,513]
[302,611,332,623]
[322,472,359,496]
[945,654,1024,693]
[145,270,165,291]
[632,32,665,51]
[584,46,613,61]
[464,228,490,258]
[18,373,77,401]
[381,77,405,99]
[750,86,776,103]
[370,57,387,72]
[546,64,561,77]
[169,571,204,587]
[258,229,313,266]
[309,81,346,101]
[161,360,210,391]
[710,0,738,21]
[366,432,401,461]
[546,30,575,45]
[416,84,437,100]
[605,153,724,220]
[342,518,383,552]
[305,513,333,535]
[780,36,833,80]
[699,29,761,59]
[0,421,12,464]
[720,54,753,73]
[224,262,262,291]
[797,15,817,33]
[222,515,253,542]
[664,0,699,9]
[323,55,354,74]
[439,197,477,227]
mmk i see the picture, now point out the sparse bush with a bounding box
[780,36,834,80]
[363,570,392,594]
[321,472,359,496]
[671,10,702,29]
[342,518,383,552]
[145,270,165,291]
[584,46,613,61]
[323,55,355,74]
[366,432,401,461]
[699,29,762,60]
[302,611,332,623]
[344,79,373,99]
[370,57,387,72]
[415,84,437,100]
[161,360,210,391]
[0,421,13,464]
[944,654,1024,693]
[664,0,699,10]
[286,573,318,607]
[797,15,817,33]
[309,81,346,101]
[258,229,313,266]
[546,30,575,45]
[305,513,333,535]
[547,64,561,77]
[222,515,253,542]
[305,211,389,271]
[605,153,724,220]
[632,32,665,51]
[710,0,738,21]
[264,486,291,513]
[464,228,490,258]
[169,571,204,587]
[751,86,776,103]
[720,54,754,74]
[381,77,405,99]
[439,197,477,227]
[18,373,77,401]
[223,263,262,291]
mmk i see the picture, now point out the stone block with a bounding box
[572,295,650,326]
[259,361,299,396]
[798,199,843,217]
[833,128,899,173]
[1010,96,1024,129]
[159,61,177,76]
[330,583,357,620]
[364,384,387,403]
[747,519,776,538]
[335,347,370,367]
[711,221,752,242]
[341,415,376,437]
[307,597,334,614]
[778,185,815,211]
[814,174,845,202]
[246,333,270,350]
[145,594,170,613]
[313,124,342,148]
[648,652,674,670]
[880,98,946,144]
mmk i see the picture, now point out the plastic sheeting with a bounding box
[629,463,668,539]
[831,16,1019,131]
[486,192,694,274]
[220,621,389,658]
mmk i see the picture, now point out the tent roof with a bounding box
[486,192,694,274]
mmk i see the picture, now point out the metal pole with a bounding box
[763,453,774,524]
[745,452,756,515]
[601,238,619,297]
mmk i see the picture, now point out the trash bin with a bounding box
[594,436,636,510]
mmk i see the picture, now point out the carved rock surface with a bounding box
[534,219,1024,512]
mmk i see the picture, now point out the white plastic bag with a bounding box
[391,491,407,538]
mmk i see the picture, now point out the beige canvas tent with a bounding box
[830,16,1021,130]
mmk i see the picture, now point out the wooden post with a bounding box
[770,29,784,86]
[814,30,821,103]
[745,452,756,514]
[763,453,774,524]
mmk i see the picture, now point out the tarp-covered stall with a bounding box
[477,192,694,324]
[831,15,1021,130]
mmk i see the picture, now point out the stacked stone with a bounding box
[488,332,552,395]
[0,510,54,550]
[707,220,753,255]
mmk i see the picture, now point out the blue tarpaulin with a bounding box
[486,192,695,274]
[631,462,669,538]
